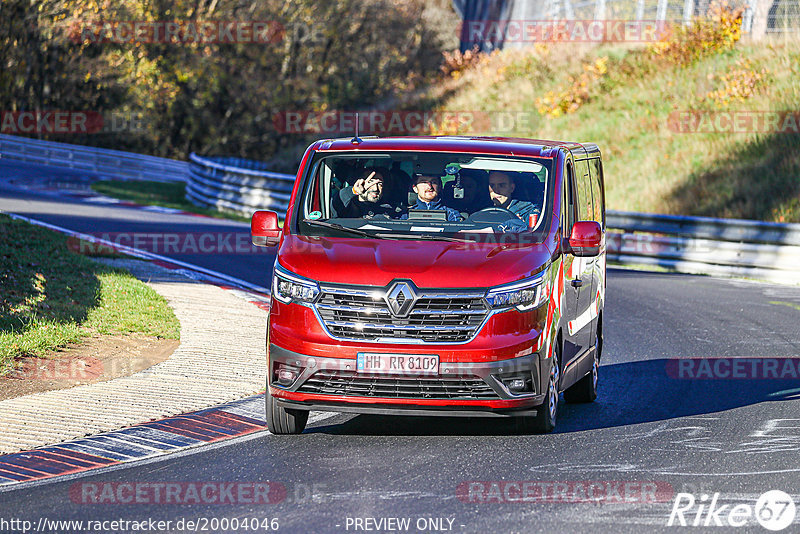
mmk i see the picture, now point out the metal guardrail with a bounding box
[0,134,187,183]
[606,211,800,284]
[4,136,794,285]
[186,153,800,284]
[187,153,296,216]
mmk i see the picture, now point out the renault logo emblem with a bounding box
[385,281,417,317]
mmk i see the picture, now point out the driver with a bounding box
[488,171,540,221]
[332,168,404,218]
[402,173,462,222]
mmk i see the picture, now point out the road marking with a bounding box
[0,209,270,295]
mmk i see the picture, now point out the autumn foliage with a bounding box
[0,0,457,166]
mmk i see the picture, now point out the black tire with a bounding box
[564,329,600,404]
[517,358,560,434]
[265,392,309,434]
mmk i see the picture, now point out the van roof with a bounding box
[310,136,596,158]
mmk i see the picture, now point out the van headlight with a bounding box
[485,272,549,312]
[272,264,320,305]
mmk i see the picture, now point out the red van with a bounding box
[252,136,606,433]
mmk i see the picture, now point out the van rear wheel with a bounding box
[266,393,309,434]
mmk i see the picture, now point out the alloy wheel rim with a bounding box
[548,364,559,420]
[592,334,600,390]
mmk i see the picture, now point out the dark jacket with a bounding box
[402,198,462,222]
[497,198,540,221]
[332,187,404,218]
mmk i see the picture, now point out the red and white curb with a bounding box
[0,211,296,487]
[0,396,268,488]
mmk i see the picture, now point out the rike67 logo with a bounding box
[668,490,796,531]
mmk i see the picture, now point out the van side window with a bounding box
[588,158,605,227]
[574,159,592,223]
[564,162,577,235]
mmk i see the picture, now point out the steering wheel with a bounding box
[466,206,519,224]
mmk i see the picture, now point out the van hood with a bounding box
[276,235,556,288]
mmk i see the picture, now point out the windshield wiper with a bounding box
[373,232,473,243]
[303,219,387,239]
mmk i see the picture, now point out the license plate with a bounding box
[356,353,439,375]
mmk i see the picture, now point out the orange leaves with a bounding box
[535,57,608,118]
[440,47,487,79]
[647,1,744,66]
[702,59,769,107]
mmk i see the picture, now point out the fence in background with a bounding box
[3,134,797,285]
[606,211,800,284]
[186,154,295,216]
[185,152,800,284]
[453,0,800,51]
[0,134,187,183]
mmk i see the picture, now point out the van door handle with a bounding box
[571,278,582,288]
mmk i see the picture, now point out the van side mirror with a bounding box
[567,221,602,257]
[251,210,281,247]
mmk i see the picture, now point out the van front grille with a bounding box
[297,370,499,399]
[314,283,489,343]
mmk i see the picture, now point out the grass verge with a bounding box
[0,214,180,376]
[91,180,250,222]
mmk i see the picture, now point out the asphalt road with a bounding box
[2,160,800,533]
[0,159,275,288]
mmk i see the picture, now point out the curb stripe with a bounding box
[0,468,35,481]
[43,448,116,465]
[0,459,54,476]
[56,443,139,462]
[0,397,270,489]
[145,421,227,442]
[115,427,201,448]
[195,410,265,430]
[36,450,108,468]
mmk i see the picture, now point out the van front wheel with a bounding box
[266,393,309,434]
[517,360,559,434]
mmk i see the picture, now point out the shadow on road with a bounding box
[308,358,799,436]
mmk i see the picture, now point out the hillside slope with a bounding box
[424,26,800,222]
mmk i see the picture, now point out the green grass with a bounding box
[0,215,180,376]
[421,36,800,222]
[91,180,249,222]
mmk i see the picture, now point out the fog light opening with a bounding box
[502,375,533,393]
[274,364,301,386]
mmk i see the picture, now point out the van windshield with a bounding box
[295,151,553,242]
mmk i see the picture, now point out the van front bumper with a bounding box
[269,344,547,416]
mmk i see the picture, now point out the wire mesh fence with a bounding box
[454,0,800,50]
